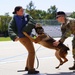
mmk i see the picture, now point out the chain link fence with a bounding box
[35,19,60,25]
[34,20,61,37]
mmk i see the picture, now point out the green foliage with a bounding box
[70,12,75,18]
[0,15,12,37]
[47,5,57,19]
[0,37,11,41]
[0,15,11,32]
[26,1,57,20]
[26,1,36,11]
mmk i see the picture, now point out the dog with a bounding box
[23,23,69,69]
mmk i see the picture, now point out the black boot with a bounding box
[28,69,39,74]
[17,67,28,72]
[69,62,75,70]
[25,67,28,71]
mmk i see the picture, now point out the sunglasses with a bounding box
[56,15,65,19]
[56,15,61,19]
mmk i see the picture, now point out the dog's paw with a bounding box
[55,62,63,69]
[55,66,59,69]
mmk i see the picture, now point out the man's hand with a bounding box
[15,37,19,42]
[53,41,60,46]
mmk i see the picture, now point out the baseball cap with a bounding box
[56,11,66,19]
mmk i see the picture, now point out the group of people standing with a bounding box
[8,6,75,74]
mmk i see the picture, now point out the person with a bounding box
[53,11,75,70]
[8,6,39,74]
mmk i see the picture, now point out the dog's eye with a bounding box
[37,27,42,29]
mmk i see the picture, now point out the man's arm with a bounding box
[53,23,71,46]
[59,24,71,43]
[22,15,36,34]
[8,17,18,41]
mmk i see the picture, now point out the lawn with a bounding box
[0,37,11,41]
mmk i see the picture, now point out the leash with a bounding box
[35,46,41,69]
[17,46,41,72]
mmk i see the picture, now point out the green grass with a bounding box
[0,37,11,41]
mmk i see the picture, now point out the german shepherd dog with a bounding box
[23,24,69,69]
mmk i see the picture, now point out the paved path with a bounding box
[0,37,75,75]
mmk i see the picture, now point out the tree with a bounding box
[47,5,57,19]
[25,1,58,20]
[26,1,36,11]
[70,12,75,18]
[26,1,36,17]
[34,10,47,19]
[0,14,11,37]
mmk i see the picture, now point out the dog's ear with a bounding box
[35,23,42,32]
[35,23,42,27]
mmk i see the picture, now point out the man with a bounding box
[8,6,39,74]
[53,11,75,70]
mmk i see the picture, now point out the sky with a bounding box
[0,0,75,16]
